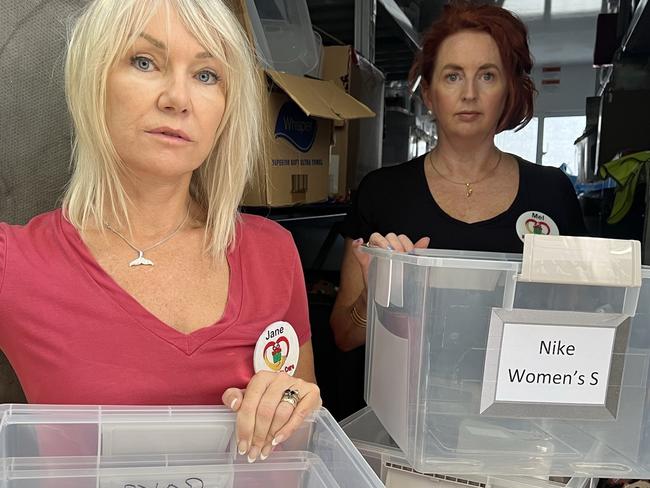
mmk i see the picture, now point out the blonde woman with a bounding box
[0,0,320,463]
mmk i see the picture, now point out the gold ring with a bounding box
[280,388,300,408]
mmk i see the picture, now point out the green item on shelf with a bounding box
[599,150,650,224]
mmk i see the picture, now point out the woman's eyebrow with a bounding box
[140,32,212,59]
[140,33,165,50]
[440,63,464,71]
[440,63,501,71]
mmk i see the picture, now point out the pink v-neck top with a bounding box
[0,210,310,405]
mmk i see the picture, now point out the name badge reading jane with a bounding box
[254,321,300,376]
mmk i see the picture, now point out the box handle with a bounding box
[519,235,641,288]
[514,235,642,315]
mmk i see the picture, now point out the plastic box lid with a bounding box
[0,404,383,488]
[340,407,593,488]
[244,0,319,76]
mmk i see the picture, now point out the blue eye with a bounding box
[446,72,460,82]
[482,72,495,81]
[131,56,155,72]
[196,70,219,85]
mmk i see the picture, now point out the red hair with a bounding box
[410,2,536,132]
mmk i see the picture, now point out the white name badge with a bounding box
[253,321,300,376]
[515,211,559,242]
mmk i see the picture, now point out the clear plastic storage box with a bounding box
[244,0,320,76]
[341,406,593,488]
[0,404,382,487]
[362,239,650,477]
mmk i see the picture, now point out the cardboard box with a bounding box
[244,71,374,206]
[229,1,375,206]
[321,46,385,197]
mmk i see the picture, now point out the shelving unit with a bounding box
[621,0,650,56]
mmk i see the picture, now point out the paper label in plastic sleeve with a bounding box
[494,323,615,405]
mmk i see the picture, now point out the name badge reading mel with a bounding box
[516,211,559,242]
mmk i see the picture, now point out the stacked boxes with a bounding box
[321,46,385,197]
[226,0,375,206]
[0,405,383,487]
[243,71,374,206]
[346,236,650,481]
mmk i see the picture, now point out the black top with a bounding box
[340,154,587,253]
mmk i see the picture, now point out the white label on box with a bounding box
[494,323,615,405]
[101,423,232,456]
[102,471,233,488]
[329,154,339,194]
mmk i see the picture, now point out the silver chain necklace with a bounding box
[105,207,190,267]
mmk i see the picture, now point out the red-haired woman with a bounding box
[331,2,586,351]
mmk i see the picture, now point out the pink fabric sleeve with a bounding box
[0,225,7,298]
[285,241,311,346]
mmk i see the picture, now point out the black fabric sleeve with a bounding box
[556,169,588,236]
[339,174,375,241]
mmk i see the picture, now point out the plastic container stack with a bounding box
[352,236,650,479]
[0,404,383,487]
[244,0,321,76]
[342,407,592,488]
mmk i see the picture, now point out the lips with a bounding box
[146,127,192,142]
[455,111,482,122]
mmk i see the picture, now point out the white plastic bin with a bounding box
[0,404,382,487]
[244,0,319,76]
[362,243,650,477]
[341,407,593,488]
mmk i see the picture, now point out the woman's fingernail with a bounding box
[271,434,285,447]
[260,444,271,461]
[238,440,248,456]
[247,446,260,463]
[386,245,394,251]
[354,238,363,244]
[230,398,238,410]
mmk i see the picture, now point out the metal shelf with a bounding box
[241,202,350,223]
[621,0,650,56]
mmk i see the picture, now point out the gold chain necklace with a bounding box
[428,151,503,197]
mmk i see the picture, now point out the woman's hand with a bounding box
[222,371,321,462]
[352,232,430,287]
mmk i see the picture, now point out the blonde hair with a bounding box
[63,0,267,258]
